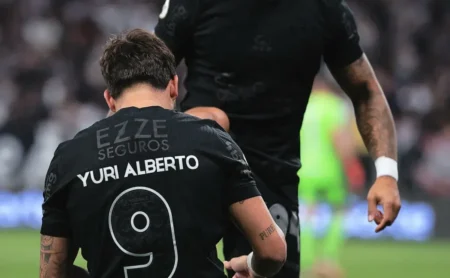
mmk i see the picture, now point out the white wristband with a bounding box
[375,156,398,181]
[247,252,266,278]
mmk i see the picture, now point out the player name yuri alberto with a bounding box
[76,155,199,187]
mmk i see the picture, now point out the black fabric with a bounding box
[41,106,260,278]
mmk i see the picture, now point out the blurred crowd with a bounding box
[0,0,449,197]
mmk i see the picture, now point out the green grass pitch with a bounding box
[1,229,449,278]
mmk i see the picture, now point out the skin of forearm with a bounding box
[251,224,286,277]
[352,81,397,160]
[252,254,284,277]
[332,55,397,161]
[40,235,88,278]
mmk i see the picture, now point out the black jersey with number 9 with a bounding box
[41,106,260,278]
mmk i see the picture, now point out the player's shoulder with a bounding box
[318,0,346,9]
[52,116,108,160]
[317,0,353,20]
[171,111,232,147]
[157,0,201,21]
[71,118,106,144]
[171,110,226,133]
[51,140,71,159]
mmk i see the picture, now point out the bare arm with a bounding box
[229,197,286,277]
[330,54,397,161]
[40,235,89,278]
[40,235,70,278]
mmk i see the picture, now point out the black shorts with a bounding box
[223,199,300,278]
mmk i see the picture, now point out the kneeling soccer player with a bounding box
[40,29,286,278]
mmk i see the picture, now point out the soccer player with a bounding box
[154,1,402,277]
[298,79,360,274]
[40,29,287,278]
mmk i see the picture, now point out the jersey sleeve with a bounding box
[41,144,71,237]
[154,0,199,64]
[322,0,363,68]
[210,127,261,206]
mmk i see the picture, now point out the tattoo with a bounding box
[259,224,276,240]
[40,235,71,278]
[330,55,397,160]
[40,236,53,277]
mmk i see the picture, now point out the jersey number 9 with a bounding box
[108,186,178,278]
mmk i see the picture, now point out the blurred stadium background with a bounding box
[0,0,450,277]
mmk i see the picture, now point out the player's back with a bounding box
[59,106,232,278]
[299,91,348,180]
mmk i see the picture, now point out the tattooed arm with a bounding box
[330,55,401,232]
[323,2,401,232]
[219,133,286,276]
[329,54,397,161]
[40,235,90,278]
[40,235,70,278]
[228,197,286,277]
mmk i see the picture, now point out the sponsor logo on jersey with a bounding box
[96,119,170,161]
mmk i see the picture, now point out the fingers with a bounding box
[375,202,392,233]
[224,261,231,270]
[374,211,383,225]
[367,195,378,222]
[225,256,248,272]
[367,179,402,233]
[376,200,401,233]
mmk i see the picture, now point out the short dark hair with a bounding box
[100,29,176,98]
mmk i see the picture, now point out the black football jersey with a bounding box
[155,0,363,206]
[41,106,260,278]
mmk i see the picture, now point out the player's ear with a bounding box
[103,89,117,112]
[169,75,179,101]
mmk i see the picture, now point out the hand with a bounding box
[185,106,230,131]
[224,256,253,278]
[367,176,401,232]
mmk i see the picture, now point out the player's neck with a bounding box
[115,87,175,111]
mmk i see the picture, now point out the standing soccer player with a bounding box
[40,29,287,278]
[155,0,401,277]
[299,80,360,275]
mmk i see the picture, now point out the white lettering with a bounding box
[90,170,104,184]
[104,166,116,181]
[186,155,199,169]
[76,156,200,188]
[145,159,155,174]
[174,156,185,170]
[124,163,137,178]
[156,158,164,172]
[135,161,146,175]
[77,172,90,187]
[164,157,176,171]
[114,165,119,178]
